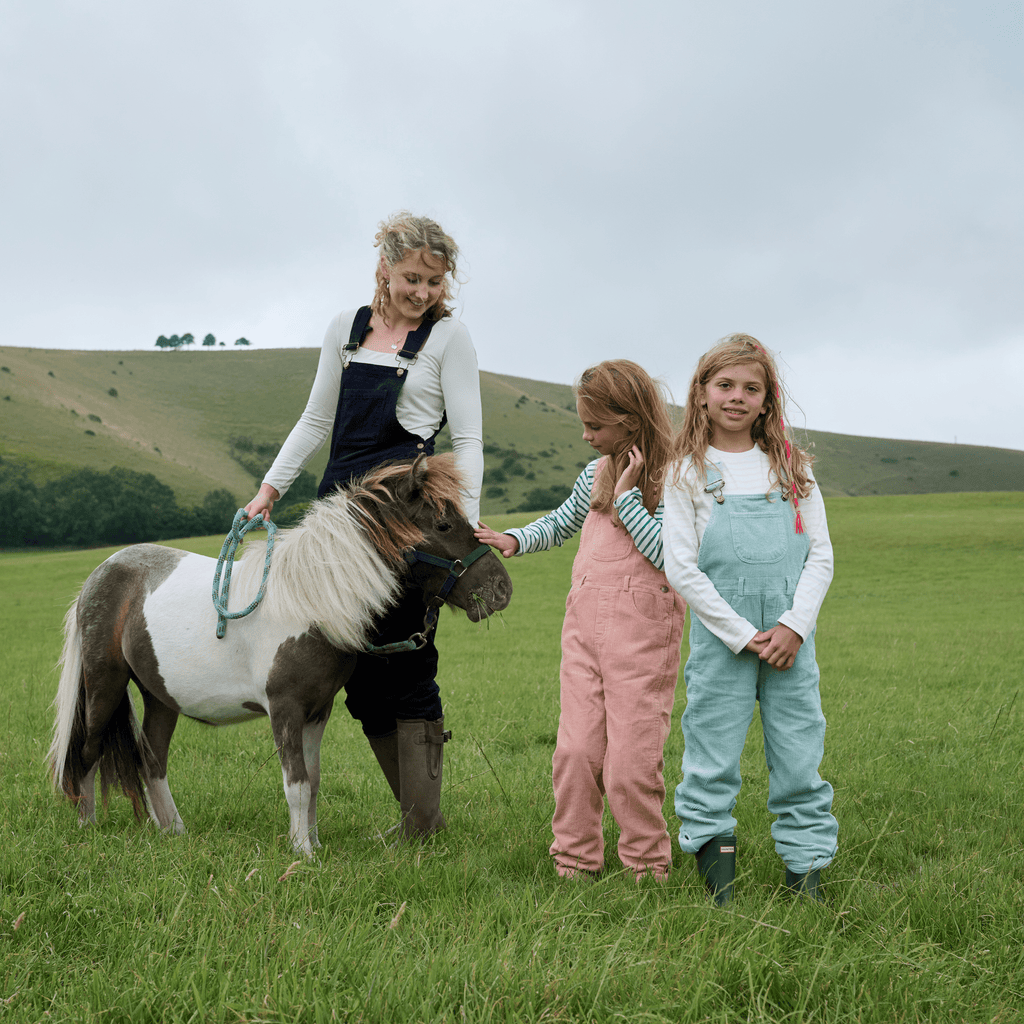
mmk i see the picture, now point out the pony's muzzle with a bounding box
[465,575,513,621]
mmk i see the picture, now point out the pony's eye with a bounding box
[436,520,453,533]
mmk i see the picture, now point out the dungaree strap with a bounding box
[342,305,374,357]
[396,318,435,361]
[394,318,446,433]
[342,305,436,364]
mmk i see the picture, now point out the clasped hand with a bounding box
[744,624,803,671]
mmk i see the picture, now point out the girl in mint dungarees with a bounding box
[663,335,838,904]
[476,361,685,881]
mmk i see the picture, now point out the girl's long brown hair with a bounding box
[575,360,678,521]
[678,334,813,503]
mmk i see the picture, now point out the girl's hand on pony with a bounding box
[752,624,803,671]
[614,445,645,498]
[475,523,520,558]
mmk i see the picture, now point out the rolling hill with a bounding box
[2,345,1022,517]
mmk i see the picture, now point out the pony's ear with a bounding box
[397,455,430,503]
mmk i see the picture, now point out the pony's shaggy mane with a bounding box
[234,455,464,650]
[347,454,465,565]
[362,454,464,511]
[235,491,399,651]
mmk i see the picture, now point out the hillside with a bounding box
[2,345,1022,515]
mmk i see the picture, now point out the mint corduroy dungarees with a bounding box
[674,466,838,875]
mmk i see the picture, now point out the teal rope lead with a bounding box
[212,509,278,639]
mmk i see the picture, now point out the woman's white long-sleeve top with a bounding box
[262,309,484,524]
[662,445,834,654]
[505,458,667,569]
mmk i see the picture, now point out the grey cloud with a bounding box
[1,0,1020,448]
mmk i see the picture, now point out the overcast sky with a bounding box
[2,0,1022,450]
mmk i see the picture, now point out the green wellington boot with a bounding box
[695,834,737,906]
[784,867,825,903]
[367,733,401,801]
[396,717,450,841]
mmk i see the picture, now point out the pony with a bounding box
[48,455,512,856]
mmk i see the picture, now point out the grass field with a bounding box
[1,492,1022,1022]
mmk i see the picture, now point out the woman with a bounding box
[244,212,483,840]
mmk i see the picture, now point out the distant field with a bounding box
[0,492,1022,1021]
[2,346,1022,519]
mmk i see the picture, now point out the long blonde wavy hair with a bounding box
[678,334,813,503]
[370,212,460,324]
[576,360,678,521]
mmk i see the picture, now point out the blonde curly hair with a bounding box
[370,212,460,323]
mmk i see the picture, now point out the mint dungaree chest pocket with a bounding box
[728,507,788,564]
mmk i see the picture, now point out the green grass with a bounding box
[3,347,1023,520]
[1,493,1022,1022]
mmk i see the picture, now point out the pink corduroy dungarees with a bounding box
[551,490,686,880]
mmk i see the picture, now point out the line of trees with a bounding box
[0,462,238,548]
[155,334,251,350]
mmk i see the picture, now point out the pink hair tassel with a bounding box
[780,406,803,534]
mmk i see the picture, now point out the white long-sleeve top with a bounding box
[262,309,484,524]
[663,445,834,654]
[506,458,667,569]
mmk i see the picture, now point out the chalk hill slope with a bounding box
[2,346,1021,514]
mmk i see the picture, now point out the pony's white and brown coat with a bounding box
[48,456,512,856]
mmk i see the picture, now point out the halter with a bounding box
[366,542,493,655]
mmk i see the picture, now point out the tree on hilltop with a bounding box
[182,333,195,349]
[235,337,251,347]
[202,333,216,347]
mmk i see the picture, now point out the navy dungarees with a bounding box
[320,306,448,737]
[317,306,446,497]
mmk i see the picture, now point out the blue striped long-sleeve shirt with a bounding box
[505,458,666,570]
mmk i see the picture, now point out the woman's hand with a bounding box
[614,445,644,498]
[243,483,281,524]
[750,624,803,670]
[474,522,520,558]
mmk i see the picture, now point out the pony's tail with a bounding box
[48,600,148,821]
[96,700,148,822]
[48,601,86,797]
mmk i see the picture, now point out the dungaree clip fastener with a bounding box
[705,480,725,504]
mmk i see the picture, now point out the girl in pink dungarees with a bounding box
[476,361,686,880]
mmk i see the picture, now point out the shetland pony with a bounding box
[48,455,512,855]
